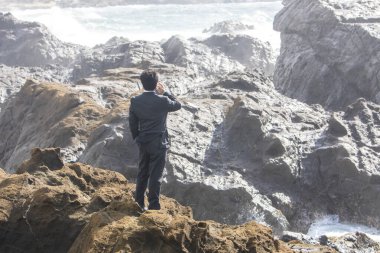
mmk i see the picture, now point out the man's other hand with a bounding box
[156,82,165,95]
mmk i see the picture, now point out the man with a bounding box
[129,70,182,210]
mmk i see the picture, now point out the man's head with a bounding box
[140,70,159,91]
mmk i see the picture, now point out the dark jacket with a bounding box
[129,91,181,145]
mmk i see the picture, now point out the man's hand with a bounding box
[155,82,165,95]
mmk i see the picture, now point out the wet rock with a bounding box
[330,232,380,253]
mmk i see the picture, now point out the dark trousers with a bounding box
[135,136,167,210]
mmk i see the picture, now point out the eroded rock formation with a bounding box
[274,0,380,109]
[1,68,379,236]
[0,148,128,253]
[0,147,337,253]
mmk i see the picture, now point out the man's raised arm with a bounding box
[163,91,181,112]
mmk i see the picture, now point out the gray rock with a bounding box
[0,64,70,110]
[1,67,380,235]
[0,13,83,67]
[330,232,380,253]
[72,37,165,81]
[203,20,255,34]
[162,35,245,78]
[202,34,276,75]
[281,231,315,243]
[274,0,380,109]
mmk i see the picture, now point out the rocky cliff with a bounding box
[1,68,380,237]
[274,0,380,109]
[0,13,83,67]
[0,6,379,250]
[0,147,338,253]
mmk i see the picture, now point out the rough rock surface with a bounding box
[73,33,275,83]
[0,80,108,170]
[0,64,70,109]
[0,147,335,253]
[203,20,255,34]
[0,13,83,67]
[0,148,128,253]
[329,232,380,253]
[1,68,380,236]
[0,9,379,243]
[274,0,380,109]
[202,34,276,74]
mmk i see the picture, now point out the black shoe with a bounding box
[136,202,148,212]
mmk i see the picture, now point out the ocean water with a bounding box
[308,215,380,243]
[7,2,282,48]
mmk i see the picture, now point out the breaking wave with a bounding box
[7,2,282,47]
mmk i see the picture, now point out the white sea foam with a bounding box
[307,215,380,243]
[6,2,282,48]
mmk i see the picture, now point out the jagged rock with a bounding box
[162,35,245,78]
[0,64,70,109]
[202,34,276,75]
[330,232,380,253]
[274,0,380,109]
[72,37,165,81]
[0,147,334,253]
[17,148,64,173]
[203,20,255,34]
[0,148,128,253]
[328,115,348,137]
[0,13,83,67]
[0,80,108,170]
[1,68,380,235]
[68,201,294,253]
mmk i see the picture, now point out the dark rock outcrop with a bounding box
[274,0,380,109]
[0,13,83,67]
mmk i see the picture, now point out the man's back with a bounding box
[128,71,181,210]
[129,91,181,144]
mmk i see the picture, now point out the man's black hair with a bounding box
[140,70,159,91]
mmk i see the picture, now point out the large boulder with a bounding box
[202,34,276,75]
[0,13,83,67]
[274,0,380,109]
[72,37,165,81]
